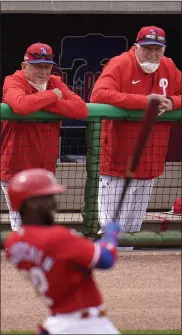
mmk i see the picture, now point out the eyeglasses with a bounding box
[27,52,54,60]
[137,34,166,42]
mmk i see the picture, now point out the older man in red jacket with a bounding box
[1,42,88,231]
[90,26,181,250]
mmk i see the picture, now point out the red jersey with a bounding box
[90,47,182,179]
[1,70,88,181]
[4,225,102,313]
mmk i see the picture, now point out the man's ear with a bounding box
[21,62,27,70]
[134,43,139,51]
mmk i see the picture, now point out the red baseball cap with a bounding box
[136,26,166,47]
[24,42,57,64]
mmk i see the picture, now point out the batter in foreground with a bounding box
[4,168,120,334]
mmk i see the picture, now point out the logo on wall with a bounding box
[55,33,128,102]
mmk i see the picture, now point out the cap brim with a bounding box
[18,184,66,210]
[26,184,67,200]
[137,41,166,47]
[42,185,67,195]
[27,59,57,65]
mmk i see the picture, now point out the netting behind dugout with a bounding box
[0,117,181,234]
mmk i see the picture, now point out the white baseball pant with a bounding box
[1,181,21,231]
[98,175,155,250]
[43,307,120,334]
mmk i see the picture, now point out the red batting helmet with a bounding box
[8,169,66,211]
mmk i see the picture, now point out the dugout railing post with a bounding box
[82,118,101,236]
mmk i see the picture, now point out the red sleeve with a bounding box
[56,229,101,268]
[90,56,148,110]
[3,76,58,115]
[168,65,182,110]
[43,79,88,119]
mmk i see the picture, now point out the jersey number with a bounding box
[28,267,53,307]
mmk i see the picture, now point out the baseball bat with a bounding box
[113,97,160,221]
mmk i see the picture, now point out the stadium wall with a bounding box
[1,1,181,14]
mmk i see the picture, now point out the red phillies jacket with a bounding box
[90,47,182,179]
[4,225,102,313]
[1,70,88,181]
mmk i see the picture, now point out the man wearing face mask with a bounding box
[1,42,88,232]
[90,26,181,249]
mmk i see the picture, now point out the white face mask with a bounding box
[139,61,160,74]
[27,80,47,91]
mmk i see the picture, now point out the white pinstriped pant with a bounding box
[98,175,154,250]
[1,181,21,231]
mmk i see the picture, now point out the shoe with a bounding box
[97,228,104,235]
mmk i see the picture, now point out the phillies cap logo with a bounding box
[150,29,157,35]
[41,47,47,54]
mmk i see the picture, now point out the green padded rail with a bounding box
[1,231,181,249]
[0,103,182,121]
[118,231,182,248]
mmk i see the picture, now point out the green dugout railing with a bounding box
[1,103,181,247]
[1,102,182,121]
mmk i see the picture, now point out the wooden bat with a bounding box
[113,97,160,221]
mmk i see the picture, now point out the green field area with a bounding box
[1,330,181,335]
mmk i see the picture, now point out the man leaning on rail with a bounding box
[1,42,88,231]
[90,26,182,250]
